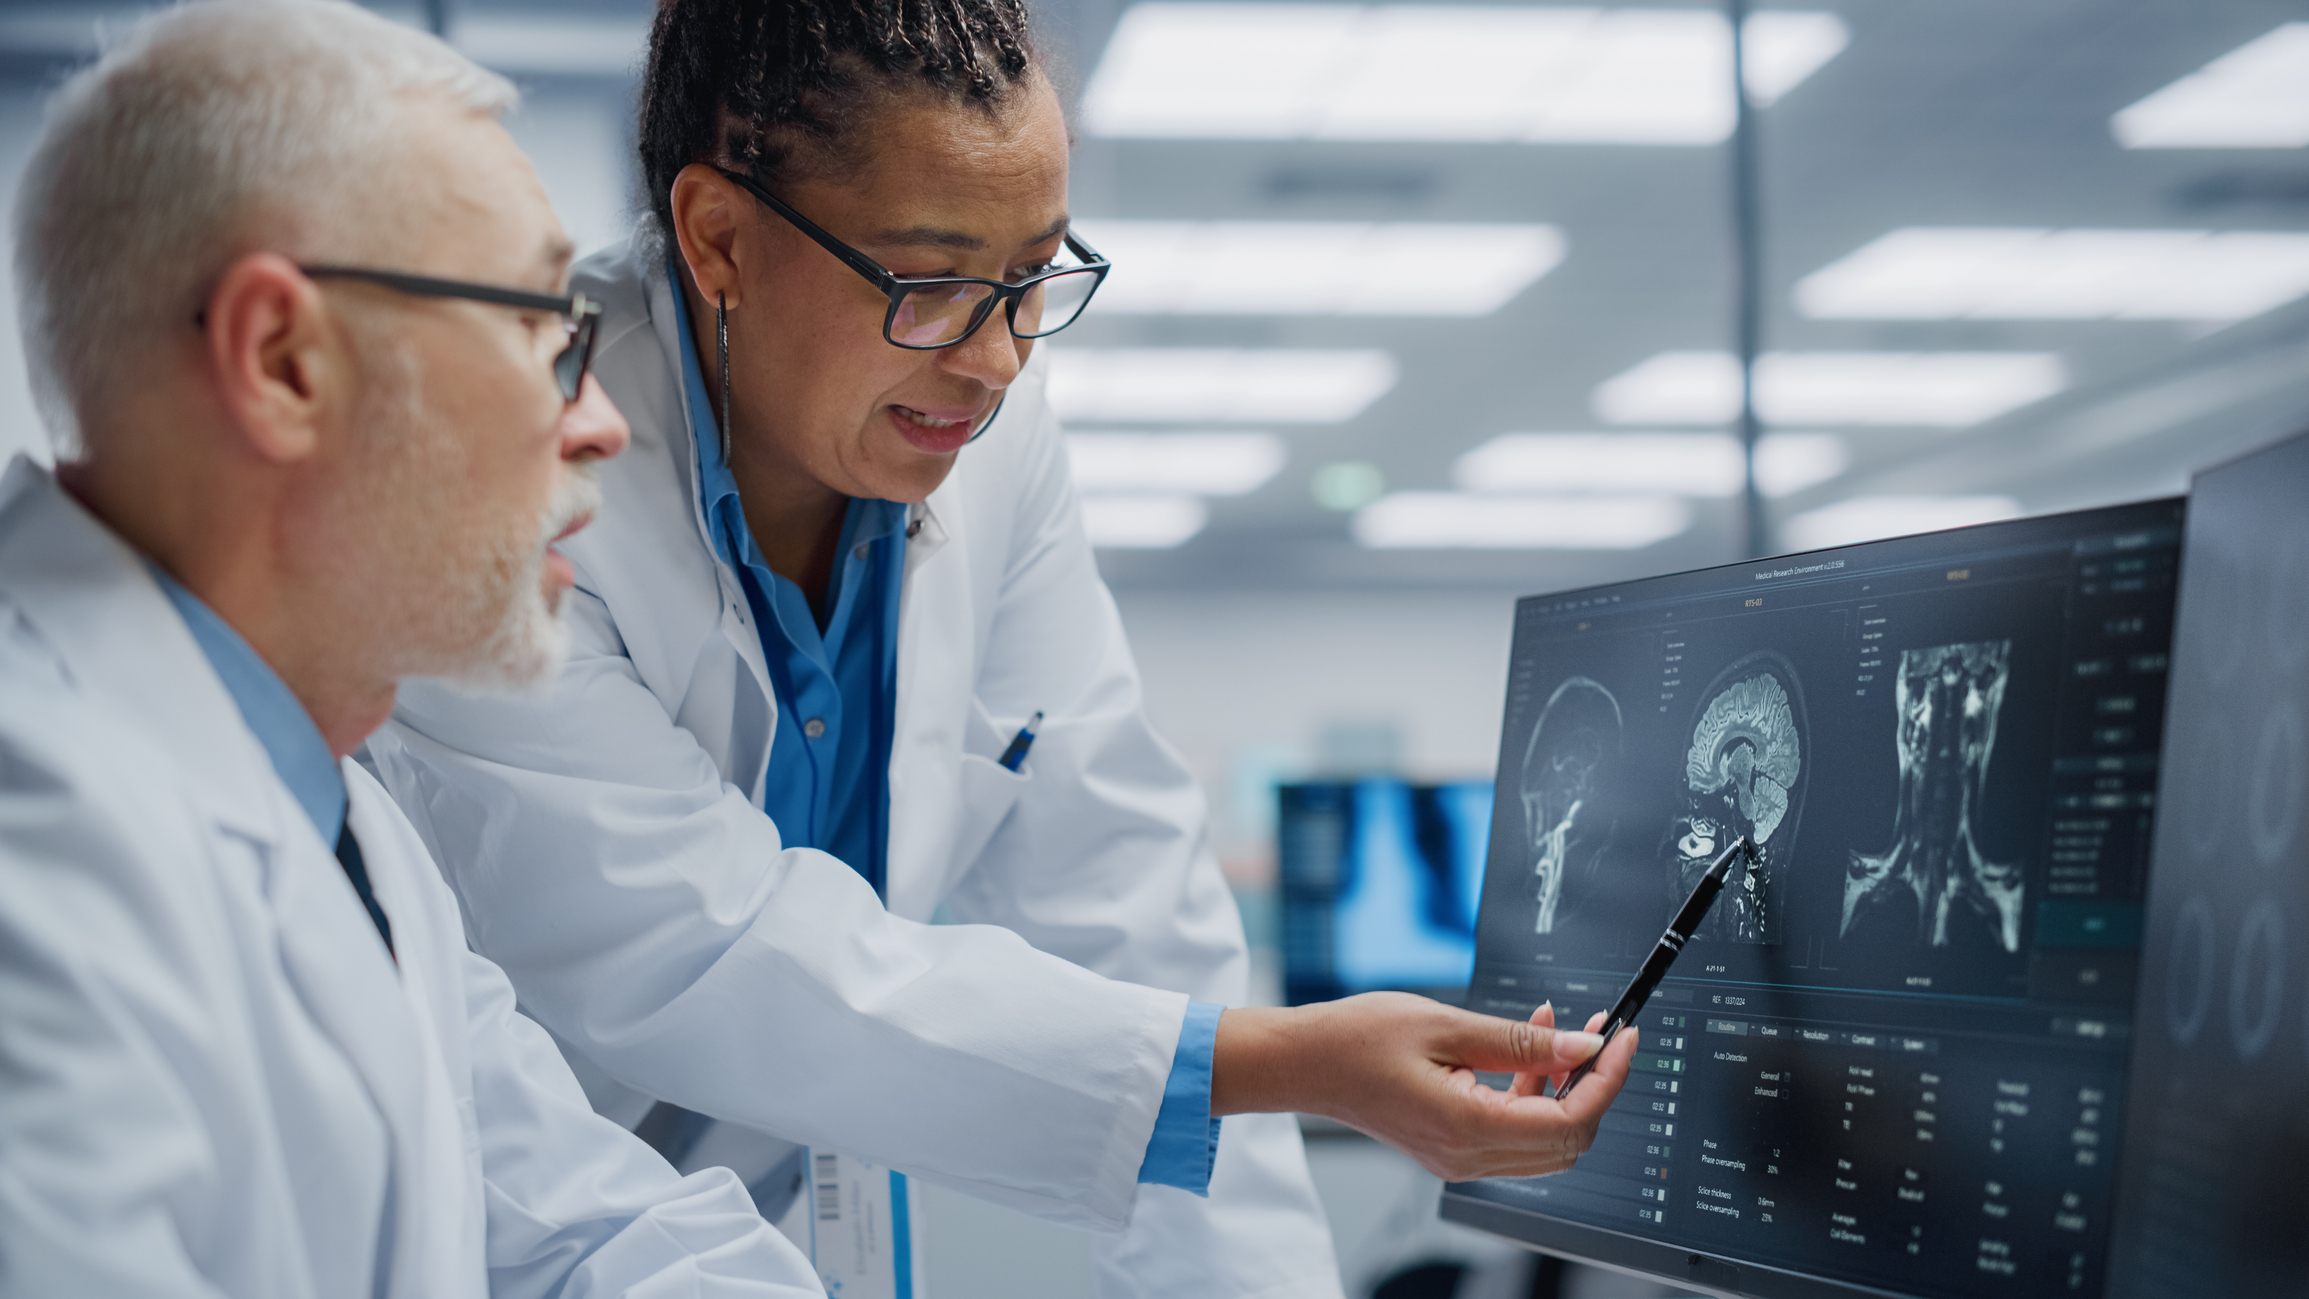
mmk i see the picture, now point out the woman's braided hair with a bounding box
[638,0,1040,234]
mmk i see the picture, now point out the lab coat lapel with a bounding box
[640,251,778,799]
[267,815,472,1299]
[338,771,490,1297]
[0,459,472,1298]
[887,491,972,921]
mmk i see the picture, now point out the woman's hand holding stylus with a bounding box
[1510,1001,1621,1100]
[1211,993,1640,1182]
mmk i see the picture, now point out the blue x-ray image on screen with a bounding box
[1278,779,1493,1004]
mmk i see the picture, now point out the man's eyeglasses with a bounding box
[299,265,602,401]
[714,167,1109,351]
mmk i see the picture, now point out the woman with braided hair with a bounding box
[371,1,1636,1290]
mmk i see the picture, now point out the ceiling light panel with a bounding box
[1355,493,1692,548]
[1592,351,2066,427]
[1047,349,1399,424]
[1080,221,1566,316]
[1082,4,1848,144]
[2111,23,2309,149]
[1796,227,2309,322]
[1783,496,2022,551]
[1067,433,1287,496]
[1454,432,1846,498]
[1082,494,1211,548]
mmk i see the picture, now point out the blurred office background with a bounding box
[5,1,2307,1294]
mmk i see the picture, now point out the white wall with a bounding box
[499,88,637,262]
[1112,586,1523,874]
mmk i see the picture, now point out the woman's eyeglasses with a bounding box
[715,167,1110,351]
[297,265,602,401]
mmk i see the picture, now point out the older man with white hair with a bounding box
[0,2,824,1294]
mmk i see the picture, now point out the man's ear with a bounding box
[202,252,334,464]
[669,163,748,310]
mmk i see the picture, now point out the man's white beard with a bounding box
[436,465,600,694]
[335,319,601,697]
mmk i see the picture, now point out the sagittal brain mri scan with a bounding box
[1456,498,2183,1299]
[1522,677,1623,934]
[1672,653,1804,945]
[1844,641,2023,952]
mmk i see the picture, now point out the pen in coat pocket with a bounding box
[997,711,1042,772]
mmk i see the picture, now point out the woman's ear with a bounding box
[669,163,746,309]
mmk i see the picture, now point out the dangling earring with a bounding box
[716,291,733,461]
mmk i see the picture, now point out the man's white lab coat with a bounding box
[367,238,1342,1297]
[0,460,823,1299]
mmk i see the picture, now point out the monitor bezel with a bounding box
[1440,1193,1932,1299]
[1440,495,2187,1299]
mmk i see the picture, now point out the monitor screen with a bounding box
[2104,432,2309,1296]
[1441,498,2185,1299]
[1277,780,1493,1005]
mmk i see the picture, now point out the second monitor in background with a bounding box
[1277,780,1492,1006]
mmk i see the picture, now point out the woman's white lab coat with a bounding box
[366,237,1341,1297]
[0,461,822,1299]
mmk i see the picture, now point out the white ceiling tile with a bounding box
[2111,22,2309,149]
[1354,492,1693,548]
[1784,496,2023,550]
[1082,220,1564,316]
[1083,4,1846,144]
[1067,432,1287,495]
[1796,228,2309,322]
[1048,349,1400,423]
[1593,351,2067,427]
[1082,494,1212,548]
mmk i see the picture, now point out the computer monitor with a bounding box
[1277,779,1493,1005]
[2103,431,2309,1296]
[1441,497,2185,1299]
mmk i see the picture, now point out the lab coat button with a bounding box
[803,717,826,739]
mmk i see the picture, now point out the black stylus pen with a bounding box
[1554,835,1755,1100]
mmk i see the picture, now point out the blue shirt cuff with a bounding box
[1136,1001,1224,1195]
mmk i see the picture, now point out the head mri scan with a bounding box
[1842,640,2023,951]
[1521,677,1623,934]
[1668,652,1804,944]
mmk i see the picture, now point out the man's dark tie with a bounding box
[333,821,396,961]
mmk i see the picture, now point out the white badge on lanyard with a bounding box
[806,1147,925,1298]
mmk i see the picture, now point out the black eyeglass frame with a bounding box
[713,167,1110,352]
[298,265,603,402]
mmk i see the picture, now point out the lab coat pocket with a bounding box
[952,751,1028,875]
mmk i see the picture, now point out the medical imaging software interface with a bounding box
[1451,499,2183,1299]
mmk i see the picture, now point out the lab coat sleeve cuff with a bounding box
[1134,1000,1223,1195]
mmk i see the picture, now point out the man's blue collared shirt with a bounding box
[153,566,345,846]
[666,262,1220,1192]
